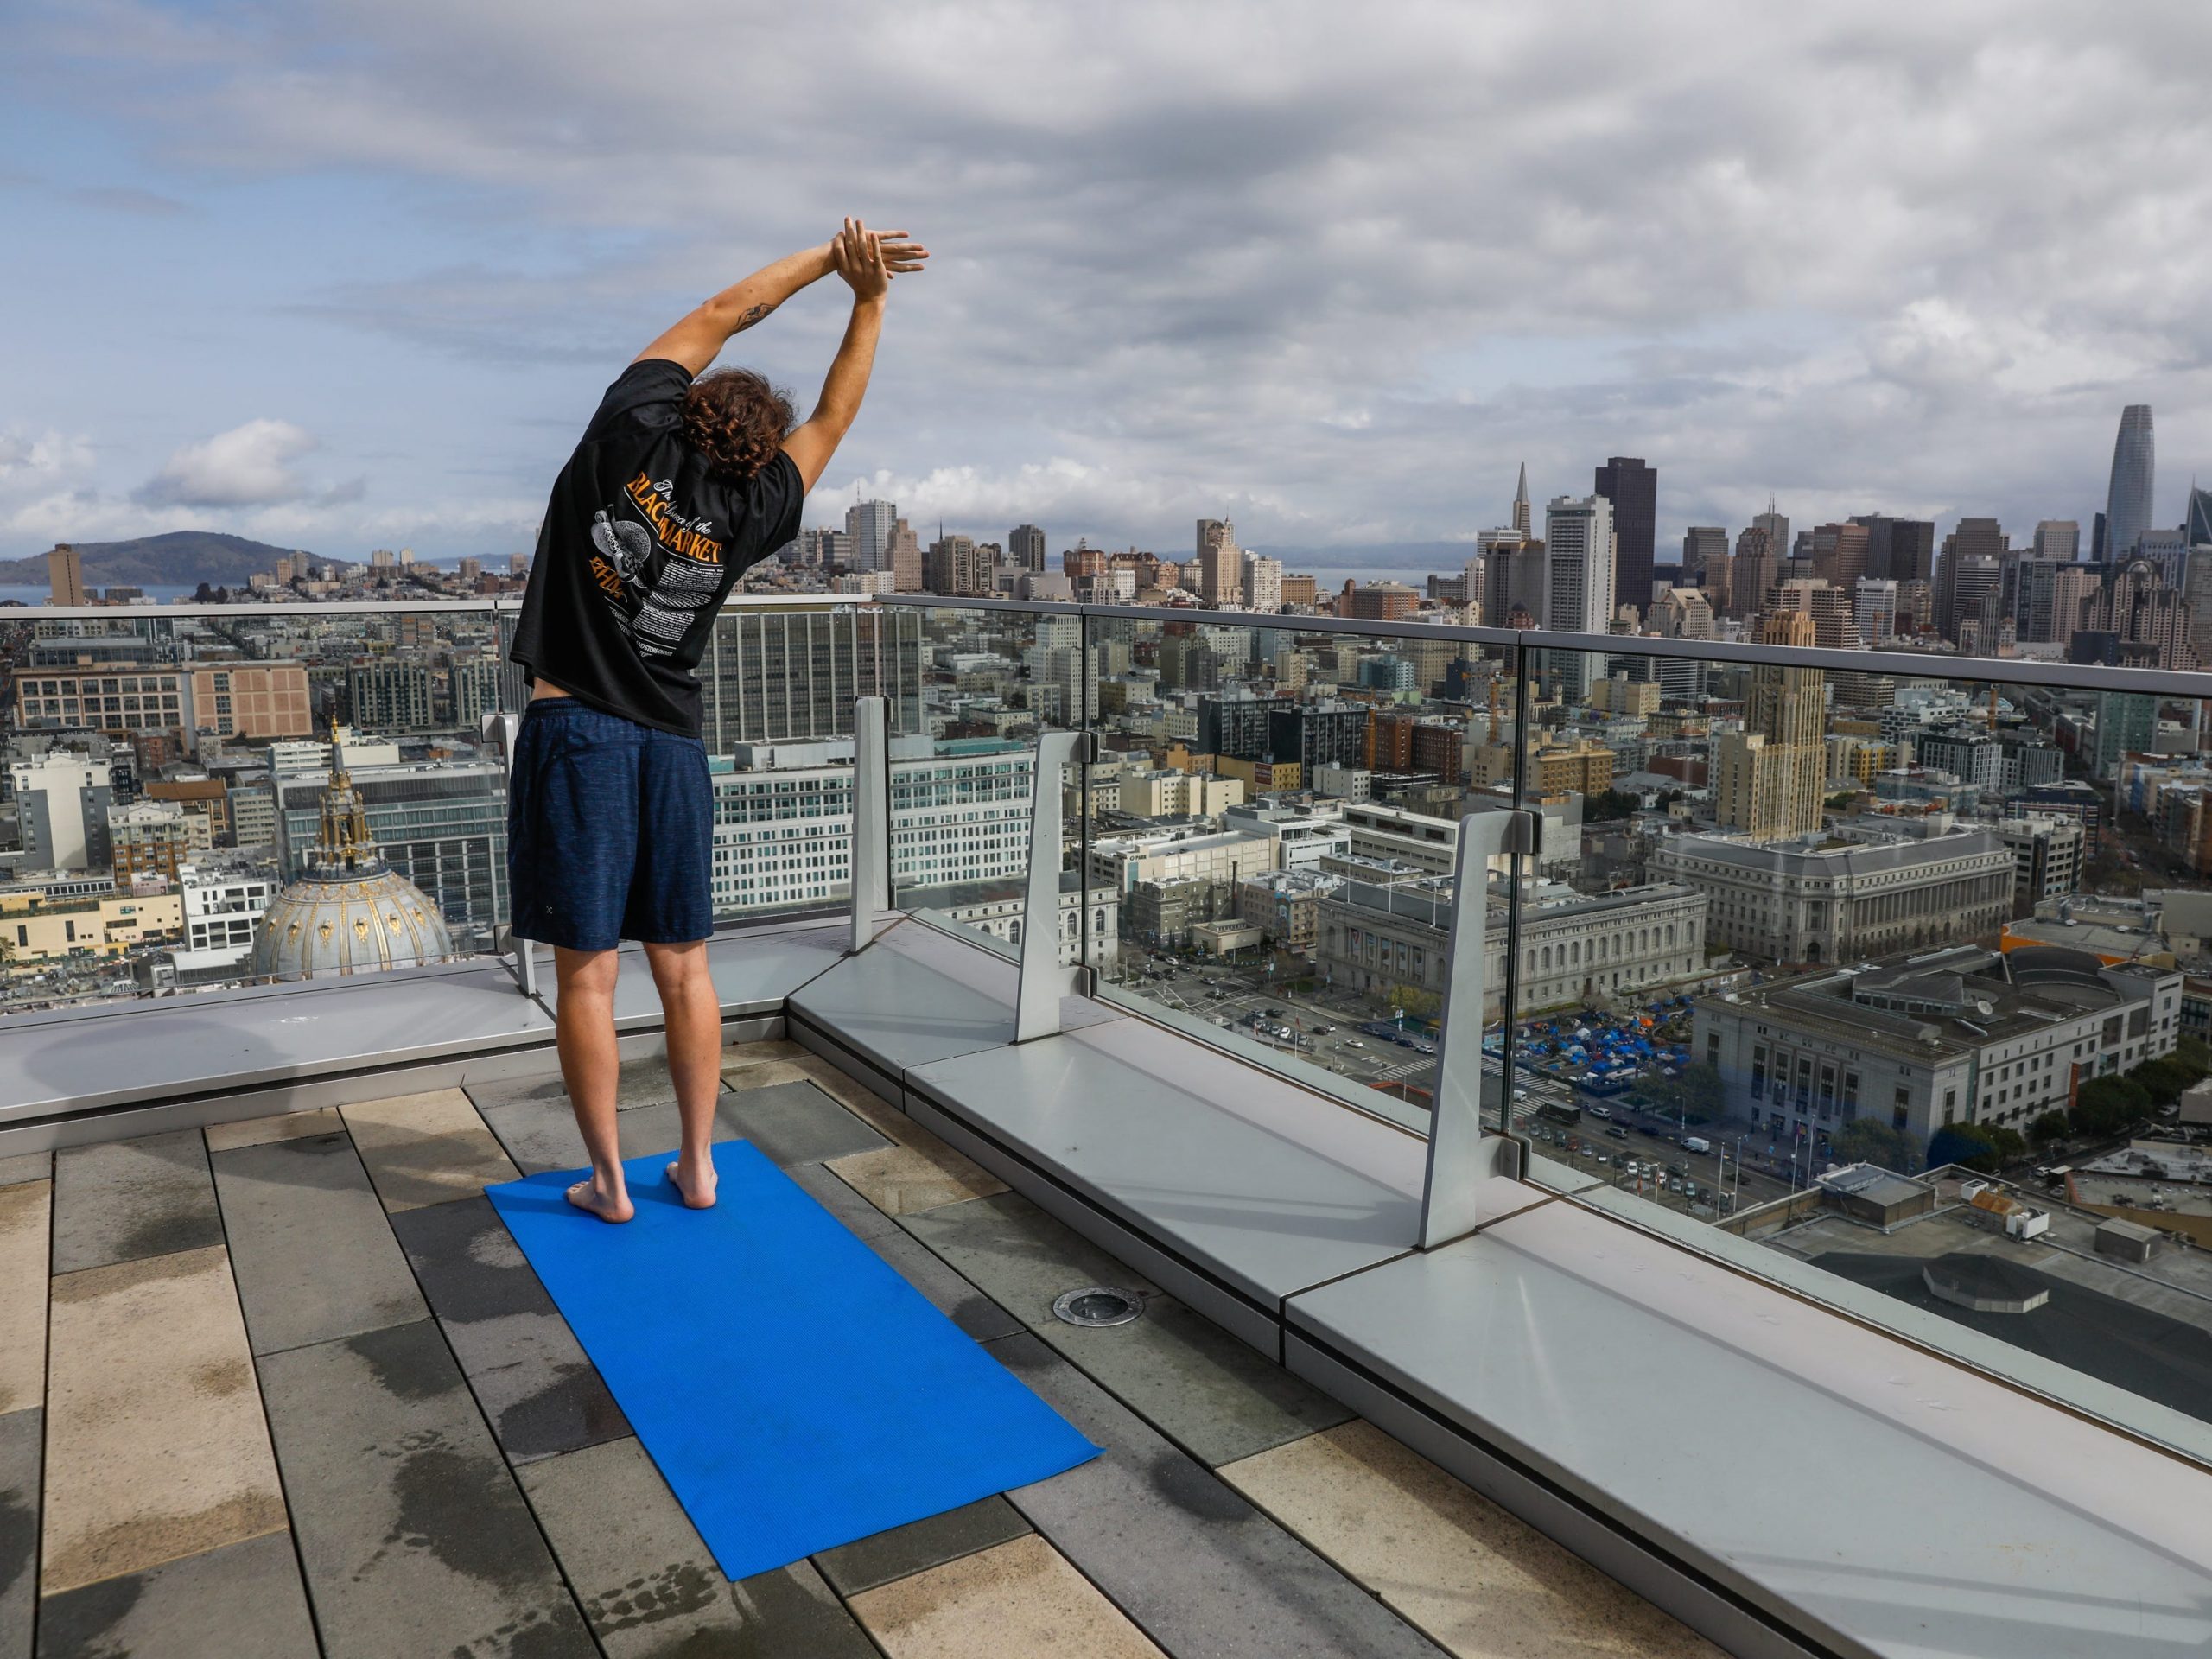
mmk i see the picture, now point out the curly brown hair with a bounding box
[678,368,798,482]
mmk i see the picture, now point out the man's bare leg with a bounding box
[554,945,633,1223]
[646,939,721,1208]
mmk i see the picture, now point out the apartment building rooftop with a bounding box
[1719,944,2167,1064]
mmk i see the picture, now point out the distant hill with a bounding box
[0,531,350,588]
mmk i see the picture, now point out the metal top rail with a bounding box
[870,592,2212,699]
[10,586,2208,700]
[7,592,858,623]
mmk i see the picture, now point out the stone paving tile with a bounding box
[791,1162,902,1241]
[519,1436,877,1658]
[716,1077,891,1166]
[464,1056,723,1117]
[35,1530,319,1659]
[906,1192,1349,1466]
[204,1107,345,1153]
[721,1048,888,1119]
[43,1246,289,1596]
[391,1198,628,1464]
[0,1155,49,1190]
[0,1410,40,1659]
[50,1130,223,1274]
[989,1332,1445,1659]
[257,1319,594,1659]
[815,1495,1033,1597]
[339,1087,520,1212]
[474,1096,589,1177]
[0,1185,48,1416]
[1220,1420,1722,1659]
[849,1533,1167,1659]
[860,1226,1023,1342]
[211,1132,429,1356]
[826,1128,1006,1217]
[481,1090,823,1179]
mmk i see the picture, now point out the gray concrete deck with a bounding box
[2,1038,1719,1658]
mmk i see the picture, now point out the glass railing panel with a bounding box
[696,598,907,930]
[1,601,516,1012]
[1519,632,2212,1465]
[1074,612,1518,1128]
[880,604,1082,959]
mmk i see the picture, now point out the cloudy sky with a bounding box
[6,1,2212,573]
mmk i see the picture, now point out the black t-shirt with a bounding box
[508,359,804,735]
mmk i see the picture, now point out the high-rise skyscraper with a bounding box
[1543,495,1615,698]
[846,499,898,574]
[1752,499,1789,576]
[1731,525,1777,620]
[1241,553,1284,613]
[1592,457,1656,613]
[2032,520,2082,563]
[47,543,86,606]
[1010,524,1046,573]
[2105,405,2156,563]
[925,534,989,597]
[1681,526,1729,604]
[1812,523,1869,588]
[889,518,922,591]
[1481,534,1547,629]
[1853,578,1899,645]
[1716,610,1825,842]
[1196,518,1239,605]
[1936,518,2007,643]
[1853,516,1935,586]
[2187,487,2212,549]
[1510,464,1532,536]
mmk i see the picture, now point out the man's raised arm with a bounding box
[780,219,925,493]
[633,242,834,376]
[635,220,927,381]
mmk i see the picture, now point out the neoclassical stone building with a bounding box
[1318,878,1707,1015]
[1648,823,2012,968]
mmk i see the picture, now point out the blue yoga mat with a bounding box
[487,1139,1098,1580]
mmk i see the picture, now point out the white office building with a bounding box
[8,749,112,871]
[1544,494,1616,700]
[179,865,277,959]
[845,499,899,575]
[713,736,1038,913]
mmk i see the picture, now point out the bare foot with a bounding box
[666,1159,718,1210]
[566,1178,634,1224]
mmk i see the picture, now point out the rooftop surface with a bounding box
[1764,1192,2212,1427]
[0,1038,1716,1657]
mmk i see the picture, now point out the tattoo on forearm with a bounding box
[733,302,774,332]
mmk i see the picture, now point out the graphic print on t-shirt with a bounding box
[584,470,730,658]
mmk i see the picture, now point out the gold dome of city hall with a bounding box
[248,768,454,982]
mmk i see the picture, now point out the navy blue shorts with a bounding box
[506,698,714,950]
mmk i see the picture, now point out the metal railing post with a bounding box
[480,709,536,999]
[1016,729,1082,1042]
[850,696,889,954]
[1420,807,1540,1249]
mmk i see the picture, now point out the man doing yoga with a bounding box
[506,219,926,1222]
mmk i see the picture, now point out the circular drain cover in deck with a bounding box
[1052,1287,1142,1328]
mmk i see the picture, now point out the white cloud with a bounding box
[0,429,92,483]
[134,419,321,508]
